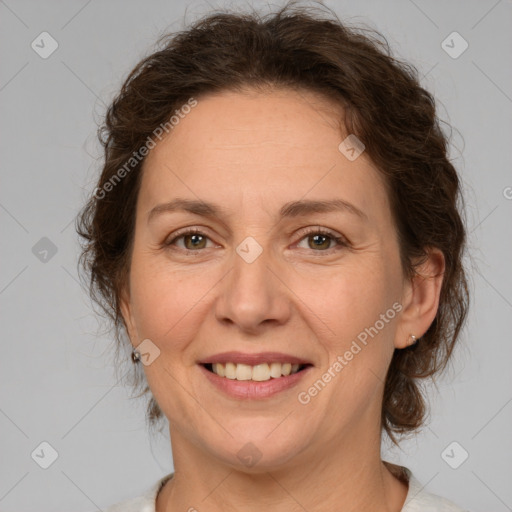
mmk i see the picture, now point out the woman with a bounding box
[77,2,469,510]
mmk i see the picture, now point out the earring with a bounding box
[408,334,418,346]
[131,348,141,363]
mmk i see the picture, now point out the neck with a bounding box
[157,420,408,512]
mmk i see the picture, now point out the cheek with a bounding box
[299,258,400,402]
[333,263,401,378]
[128,252,218,350]
[295,259,399,348]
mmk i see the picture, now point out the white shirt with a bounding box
[104,466,469,512]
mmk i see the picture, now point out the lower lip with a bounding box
[199,364,312,399]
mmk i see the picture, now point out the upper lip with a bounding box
[198,351,312,366]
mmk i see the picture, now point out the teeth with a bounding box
[209,362,304,381]
[269,362,282,378]
[213,363,225,377]
[225,362,236,379]
[281,363,292,376]
[252,363,270,381]
[236,363,253,381]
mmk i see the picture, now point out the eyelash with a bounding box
[164,227,349,255]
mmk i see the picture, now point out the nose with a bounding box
[214,240,292,335]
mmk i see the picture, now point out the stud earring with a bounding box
[131,348,141,363]
[408,334,418,346]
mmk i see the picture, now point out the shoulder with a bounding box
[401,468,470,512]
[103,473,173,512]
[104,494,154,512]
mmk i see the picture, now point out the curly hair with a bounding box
[76,0,469,444]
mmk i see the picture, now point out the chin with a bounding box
[202,421,313,472]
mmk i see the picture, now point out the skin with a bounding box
[120,87,445,512]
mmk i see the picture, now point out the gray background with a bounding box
[1,0,511,510]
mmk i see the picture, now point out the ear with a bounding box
[395,248,445,349]
[119,282,139,345]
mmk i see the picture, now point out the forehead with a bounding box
[138,88,390,222]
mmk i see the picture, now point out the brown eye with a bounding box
[165,229,213,251]
[307,233,333,250]
[182,233,207,250]
[296,228,348,252]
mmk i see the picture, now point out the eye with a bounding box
[164,228,215,251]
[295,227,348,252]
[164,227,349,254]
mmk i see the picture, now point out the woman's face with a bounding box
[121,87,416,470]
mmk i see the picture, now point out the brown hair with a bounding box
[76,0,469,443]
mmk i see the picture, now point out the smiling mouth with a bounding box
[202,362,311,381]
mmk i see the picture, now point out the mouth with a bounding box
[201,361,312,381]
[197,351,314,399]
[198,354,314,400]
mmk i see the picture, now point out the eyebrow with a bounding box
[147,197,368,224]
